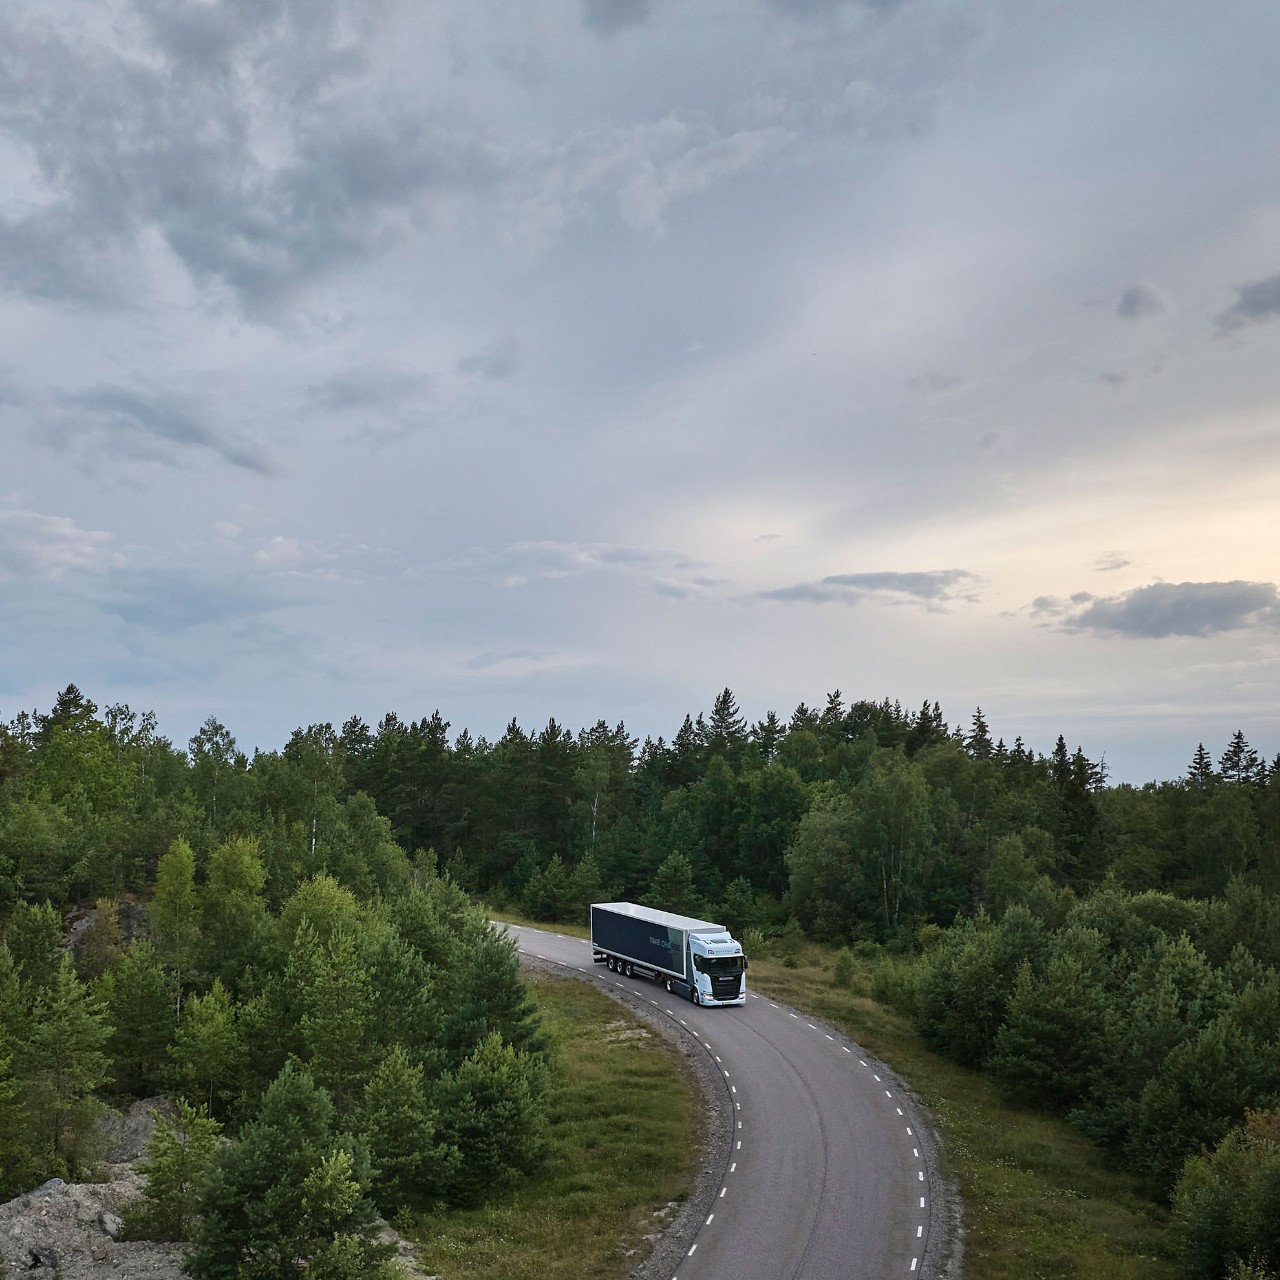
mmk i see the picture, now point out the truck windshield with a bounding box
[694,955,744,975]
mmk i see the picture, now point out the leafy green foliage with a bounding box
[4,681,1280,1247]
[434,1031,549,1207]
[169,979,246,1118]
[1173,1109,1280,1277]
[131,1100,223,1241]
[96,939,177,1096]
[186,1061,393,1280]
[356,1044,452,1212]
[16,952,112,1175]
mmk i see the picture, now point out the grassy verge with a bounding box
[489,907,590,940]
[747,943,1185,1280]
[408,969,696,1280]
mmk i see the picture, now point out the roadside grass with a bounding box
[747,943,1186,1280]
[408,969,696,1280]
[489,907,590,940]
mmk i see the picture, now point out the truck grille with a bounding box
[711,976,741,999]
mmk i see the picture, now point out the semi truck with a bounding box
[590,901,747,1007]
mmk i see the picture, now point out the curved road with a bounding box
[507,923,944,1280]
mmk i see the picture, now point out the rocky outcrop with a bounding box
[1,1099,432,1279]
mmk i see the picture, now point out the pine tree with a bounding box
[0,943,23,1046]
[435,924,547,1067]
[6,900,63,990]
[719,877,758,937]
[0,1038,38,1200]
[96,939,178,1096]
[643,851,704,918]
[988,940,1109,1110]
[202,836,271,989]
[17,952,112,1175]
[131,1100,223,1240]
[435,1031,548,1207]
[749,711,785,763]
[187,1061,393,1280]
[301,930,373,1114]
[357,1044,452,1211]
[78,898,124,981]
[706,688,748,762]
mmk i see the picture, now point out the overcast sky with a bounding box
[3,0,1279,782]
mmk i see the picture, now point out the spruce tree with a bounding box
[1220,730,1263,785]
[1188,742,1216,786]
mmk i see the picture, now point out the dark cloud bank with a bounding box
[1116,283,1165,320]
[1037,580,1280,638]
[1216,272,1280,335]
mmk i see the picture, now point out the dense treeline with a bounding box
[0,686,548,1278]
[2,684,1279,1277]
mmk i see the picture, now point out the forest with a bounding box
[1,684,1278,1278]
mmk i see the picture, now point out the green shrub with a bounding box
[1173,1108,1280,1277]
[872,953,927,1018]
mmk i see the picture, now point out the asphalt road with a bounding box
[506,923,942,1280]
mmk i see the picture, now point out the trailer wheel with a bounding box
[664,976,672,993]
[625,962,635,978]
[608,956,617,972]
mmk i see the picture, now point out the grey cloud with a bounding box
[0,7,489,313]
[310,364,434,413]
[457,338,520,382]
[97,569,296,635]
[55,385,274,474]
[1117,283,1165,319]
[757,569,978,606]
[583,0,652,37]
[1060,580,1280,638]
[1029,595,1066,618]
[909,370,963,394]
[1098,370,1128,386]
[767,0,903,16]
[1216,272,1280,334]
